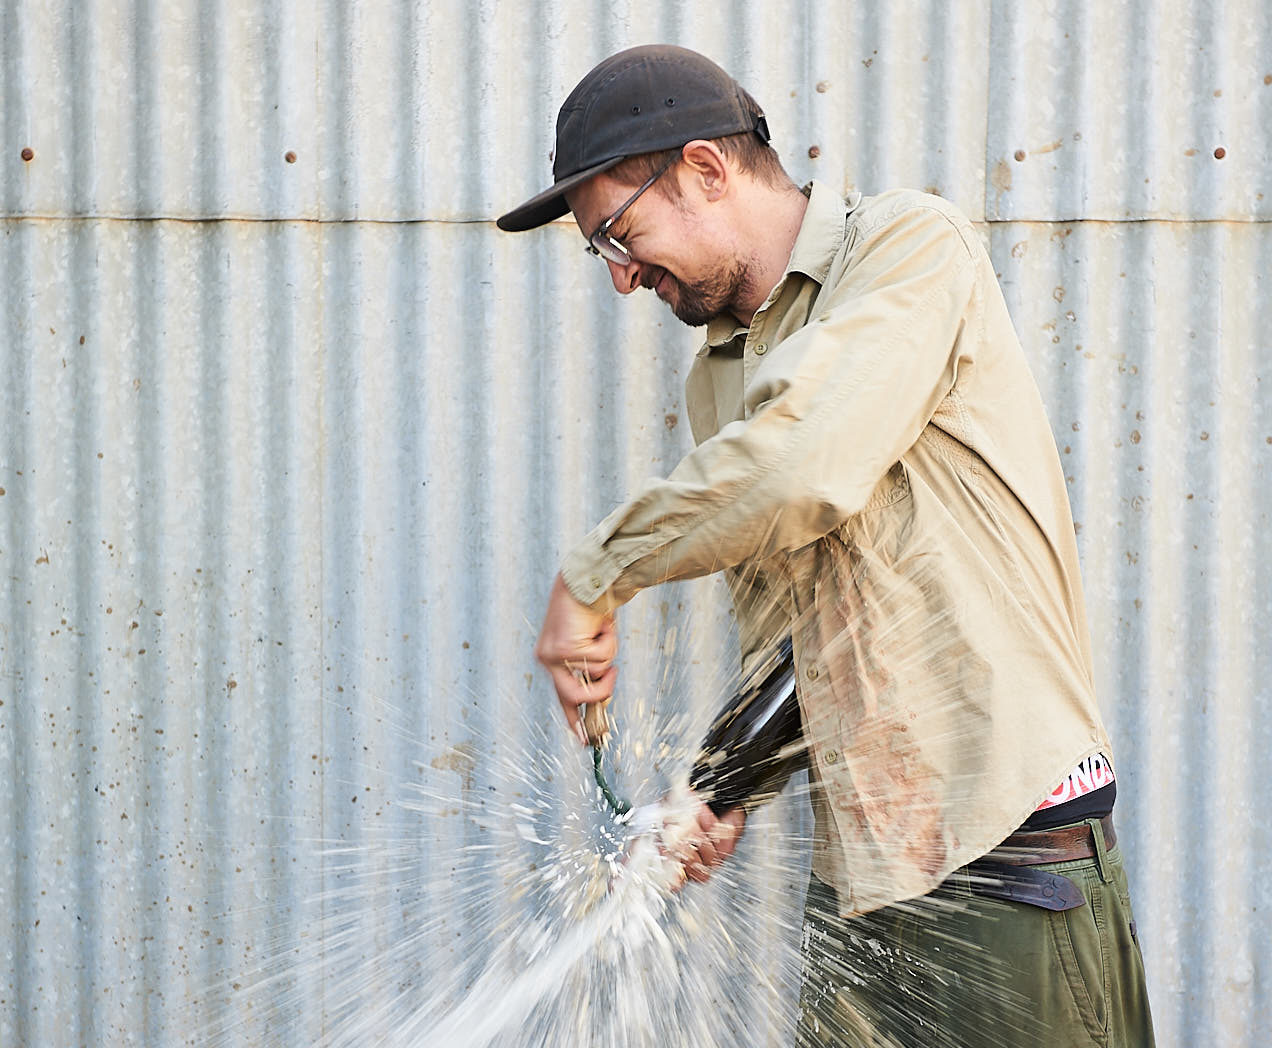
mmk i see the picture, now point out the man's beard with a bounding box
[645,260,752,328]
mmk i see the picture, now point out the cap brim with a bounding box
[496,156,626,232]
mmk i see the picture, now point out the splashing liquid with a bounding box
[190,563,1054,1047]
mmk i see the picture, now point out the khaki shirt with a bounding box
[561,182,1112,916]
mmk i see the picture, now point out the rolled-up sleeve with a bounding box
[561,201,979,609]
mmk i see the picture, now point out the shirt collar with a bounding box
[787,180,856,283]
[702,180,858,350]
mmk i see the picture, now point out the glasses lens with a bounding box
[590,234,630,266]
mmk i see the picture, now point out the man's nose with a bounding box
[606,257,641,295]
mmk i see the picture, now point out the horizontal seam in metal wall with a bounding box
[2,214,1270,227]
[980,217,1271,227]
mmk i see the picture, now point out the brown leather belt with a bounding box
[988,814,1116,867]
[950,816,1117,911]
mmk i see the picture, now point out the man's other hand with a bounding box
[535,573,619,745]
[674,800,747,885]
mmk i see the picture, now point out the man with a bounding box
[499,44,1154,1046]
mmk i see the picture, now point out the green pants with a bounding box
[797,821,1155,1047]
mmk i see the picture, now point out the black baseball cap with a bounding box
[497,45,769,232]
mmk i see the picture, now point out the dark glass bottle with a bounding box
[689,637,803,816]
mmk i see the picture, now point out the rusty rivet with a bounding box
[1213,146,1226,159]
[284,150,297,164]
[1014,149,1026,162]
[21,147,34,162]
[808,145,821,159]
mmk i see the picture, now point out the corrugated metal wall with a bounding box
[1,1,1268,1044]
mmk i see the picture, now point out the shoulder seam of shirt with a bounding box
[850,191,980,265]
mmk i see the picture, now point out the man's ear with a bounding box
[679,140,729,202]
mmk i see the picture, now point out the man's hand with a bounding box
[673,801,747,886]
[535,573,619,746]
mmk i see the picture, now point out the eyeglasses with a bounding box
[585,155,679,266]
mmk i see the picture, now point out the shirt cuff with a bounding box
[559,532,626,611]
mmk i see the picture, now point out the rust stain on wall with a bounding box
[431,741,477,791]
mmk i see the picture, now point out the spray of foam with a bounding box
[189,555,1044,1047]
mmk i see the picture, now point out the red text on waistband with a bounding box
[1035,753,1115,810]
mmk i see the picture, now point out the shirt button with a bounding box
[754,342,768,356]
[824,749,839,765]
[589,575,602,590]
[806,665,819,681]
